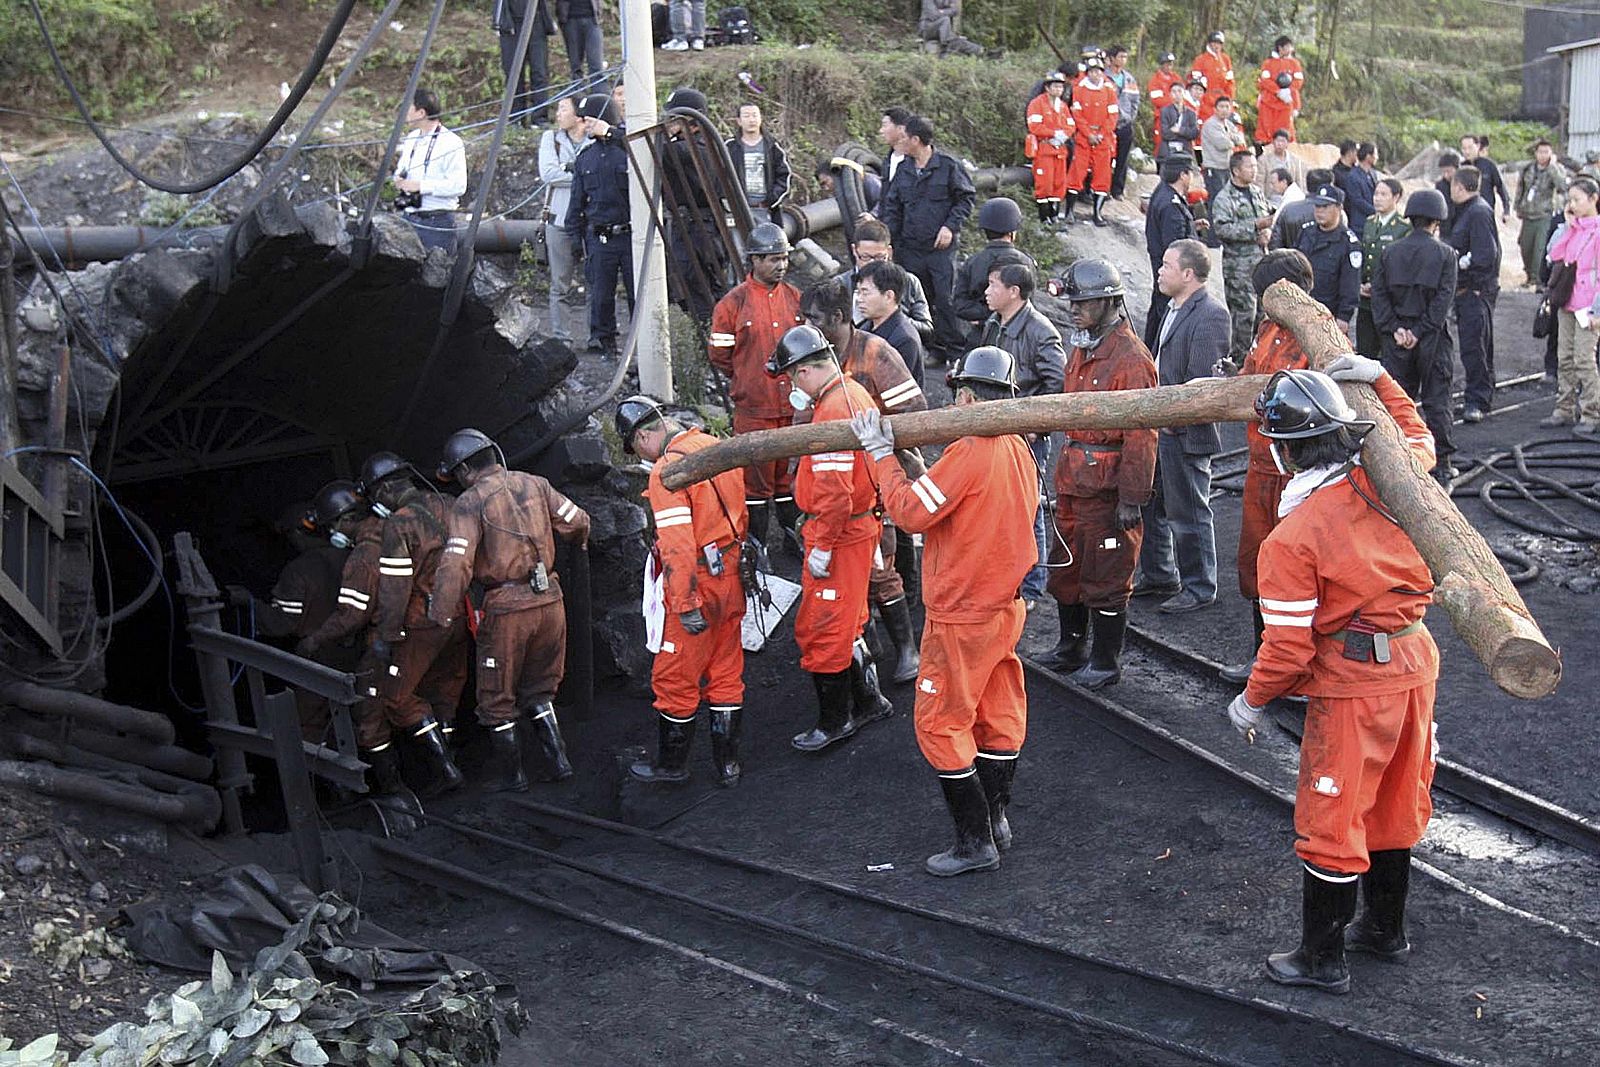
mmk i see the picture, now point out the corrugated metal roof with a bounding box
[1548,35,1600,53]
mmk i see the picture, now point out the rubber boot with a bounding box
[406,717,464,797]
[894,528,922,609]
[1069,608,1126,690]
[1266,865,1359,994]
[974,753,1016,851]
[850,637,896,726]
[774,497,805,557]
[1092,192,1109,227]
[925,771,1001,877]
[439,719,457,753]
[1219,602,1265,684]
[481,722,529,793]
[364,742,404,794]
[1345,849,1412,961]
[878,597,921,684]
[1038,602,1090,672]
[527,702,574,782]
[1059,191,1078,228]
[746,501,772,552]
[630,713,695,784]
[1037,201,1053,224]
[792,670,859,752]
[708,704,742,787]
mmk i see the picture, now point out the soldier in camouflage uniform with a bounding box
[1209,148,1275,362]
[1514,139,1569,285]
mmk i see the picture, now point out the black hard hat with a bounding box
[1083,55,1105,70]
[1158,51,1177,64]
[947,346,1018,396]
[1063,258,1126,301]
[1207,30,1226,43]
[1276,71,1293,88]
[746,222,791,257]
[275,500,316,536]
[358,451,409,495]
[977,196,1023,233]
[436,427,497,480]
[766,324,834,377]
[1254,369,1375,441]
[577,93,620,125]
[1043,70,1068,86]
[1187,73,1208,89]
[1404,188,1449,223]
[664,86,708,114]
[615,394,668,454]
[311,479,366,530]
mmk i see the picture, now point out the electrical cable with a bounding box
[23,0,360,195]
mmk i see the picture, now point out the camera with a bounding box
[392,173,422,212]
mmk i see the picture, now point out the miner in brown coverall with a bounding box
[430,428,591,793]
[359,451,469,797]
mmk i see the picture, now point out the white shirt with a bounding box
[886,149,906,183]
[395,123,468,212]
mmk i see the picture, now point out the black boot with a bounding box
[1038,602,1090,671]
[1345,849,1412,961]
[850,637,895,726]
[630,712,695,784]
[406,718,464,797]
[708,704,742,787]
[774,497,804,557]
[1059,191,1078,227]
[878,597,921,684]
[364,742,404,794]
[746,501,772,552]
[1220,602,1265,684]
[974,753,1017,851]
[926,770,1000,877]
[481,722,528,793]
[1266,865,1359,994]
[528,702,574,782]
[1069,608,1126,690]
[1092,192,1109,227]
[894,528,921,609]
[792,670,859,752]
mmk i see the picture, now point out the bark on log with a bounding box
[0,682,176,744]
[660,375,1271,491]
[1260,280,1560,699]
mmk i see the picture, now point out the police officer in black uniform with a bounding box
[565,92,634,356]
[1371,188,1459,482]
[1296,182,1361,334]
[1447,166,1501,422]
[952,197,1037,334]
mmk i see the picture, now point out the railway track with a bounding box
[368,798,1477,1067]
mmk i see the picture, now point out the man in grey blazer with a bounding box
[1137,238,1230,613]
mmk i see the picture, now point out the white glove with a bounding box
[806,546,833,579]
[1458,252,1473,270]
[850,409,896,461]
[1227,694,1267,741]
[1326,353,1384,384]
[1277,88,1293,103]
[1051,130,1069,147]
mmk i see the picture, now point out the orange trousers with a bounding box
[734,411,795,502]
[1032,147,1068,205]
[913,600,1028,772]
[797,533,875,673]
[1294,683,1437,875]
[1046,492,1142,610]
[1236,468,1290,601]
[475,600,567,726]
[652,561,746,716]
[1065,137,1114,194]
[381,617,469,731]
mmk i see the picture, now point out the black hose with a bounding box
[1454,438,1600,541]
[25,0,360,195]
[103,503,163,624]
[1491,542,1540,585]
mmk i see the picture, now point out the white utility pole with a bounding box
[621,0,673,400]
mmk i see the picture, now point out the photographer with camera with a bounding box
[393,89,467,253]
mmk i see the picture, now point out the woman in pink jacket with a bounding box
[1544,176,1600,435]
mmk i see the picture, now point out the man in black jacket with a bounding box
[953,196,1035,339]
[493,0,555,127]
[1144,158,1199,347]
[1448,165,1502,421]
[727,102,791,225]
[1296,182,1362,337]
[881,115,977,364]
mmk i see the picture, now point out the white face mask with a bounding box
[788,387,812,411]
[370,502,392,519]
[329,530,352,549]
[1268,440,1290,476]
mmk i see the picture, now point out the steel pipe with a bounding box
[0,681,175,744]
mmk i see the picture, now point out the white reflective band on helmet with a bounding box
[557,499,579,522]
[880,379,922,408]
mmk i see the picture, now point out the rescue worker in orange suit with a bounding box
[360,452,468,797]
[849,346,1037,877]
[1147,52,1182,156]
[1255,36,1304,144]
[1025,70,1073,226]
[1190,30,1235,125]
[295,482,399,792]
[1216,251,1315,685]
[1064,56,1119,227]
[618,396,749,788]
[800,278,928,685]
[1034,260,1157,690]
[768,325,895,752]
[430,429,591,792]
[1228,357,1439,995]
[707,222,805,551]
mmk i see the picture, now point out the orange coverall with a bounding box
[304,517,389,748]
[708,275,805,503]
[1147,69,1183,153]
[1245,374,1439,876]
[1025,92,1074,210]
[1065,79,1119,196]
[646,428,748,720]
[1189,49,1235,124]
[1254,54,1304,143]
[1236,322,1310,600]
[794,375,881,674]
[374,490,470,734]
[874,433,1037,773]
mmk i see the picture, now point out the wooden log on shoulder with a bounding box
[1260,280,1561,700]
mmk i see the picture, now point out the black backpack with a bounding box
[718,6,757,44]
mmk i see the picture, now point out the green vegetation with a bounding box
[1,0,176,115]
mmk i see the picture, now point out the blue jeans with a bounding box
[1137,434,1217,601]
[1020,436,1050,601]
